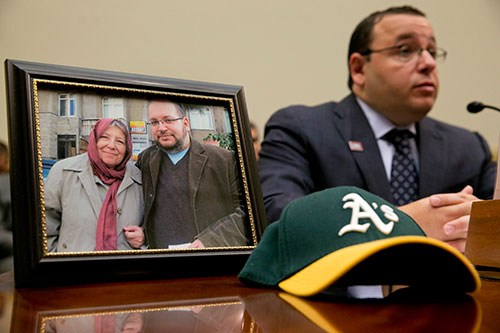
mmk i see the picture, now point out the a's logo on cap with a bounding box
[338,193,399,236]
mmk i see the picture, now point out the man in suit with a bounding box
[259,6,497,252]
[136,100,248,249]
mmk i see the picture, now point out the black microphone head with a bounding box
[467,101,484,113]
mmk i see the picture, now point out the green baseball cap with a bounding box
[239,186,480,296]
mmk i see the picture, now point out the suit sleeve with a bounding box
[258,107,316,224]
[473,132,497,199]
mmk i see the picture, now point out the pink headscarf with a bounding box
[87,118,133,251]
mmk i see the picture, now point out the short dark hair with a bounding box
[347,6,426,90]
[147,100,186,118]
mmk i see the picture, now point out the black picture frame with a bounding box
[4,59,266,287]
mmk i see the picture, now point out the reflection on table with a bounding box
[0,272,498,332]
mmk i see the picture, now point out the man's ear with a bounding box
[349,53,366,89]
[183,116,191,131]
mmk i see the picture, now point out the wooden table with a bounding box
[0,272,498,332]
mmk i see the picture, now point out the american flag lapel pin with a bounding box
[348,141,364,152]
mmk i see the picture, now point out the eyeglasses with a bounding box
[147,117,184,127]
[360,44,447,63]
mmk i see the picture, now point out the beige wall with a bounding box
[1,0,499,155]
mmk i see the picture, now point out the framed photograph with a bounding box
[4,59,266,287]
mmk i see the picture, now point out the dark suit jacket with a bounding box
[259,94,497,223]
[136,139,248,247]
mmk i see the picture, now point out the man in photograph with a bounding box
[136,100,248,249]
[258,6,496,252]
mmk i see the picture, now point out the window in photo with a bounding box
[102,97,124,119]
[58,93,77,117]
[188,107,214,130]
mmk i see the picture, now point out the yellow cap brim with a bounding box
[278,236,480,297]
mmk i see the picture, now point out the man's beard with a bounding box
[156,131,189,153]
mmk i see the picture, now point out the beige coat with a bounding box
[44,153,143,252]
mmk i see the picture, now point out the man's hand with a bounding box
[189,239,205,249]
[123,225,145,249]
[398,186,478,252]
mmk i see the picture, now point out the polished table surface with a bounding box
[0,271,498,332]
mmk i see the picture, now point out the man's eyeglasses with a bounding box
[360,44,447,63]
[147,117,183,127]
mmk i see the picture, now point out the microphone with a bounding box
[467,101,500,113]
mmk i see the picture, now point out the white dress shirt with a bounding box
[356,97,419,181]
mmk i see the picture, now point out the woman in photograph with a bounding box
[45,118,144,252]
